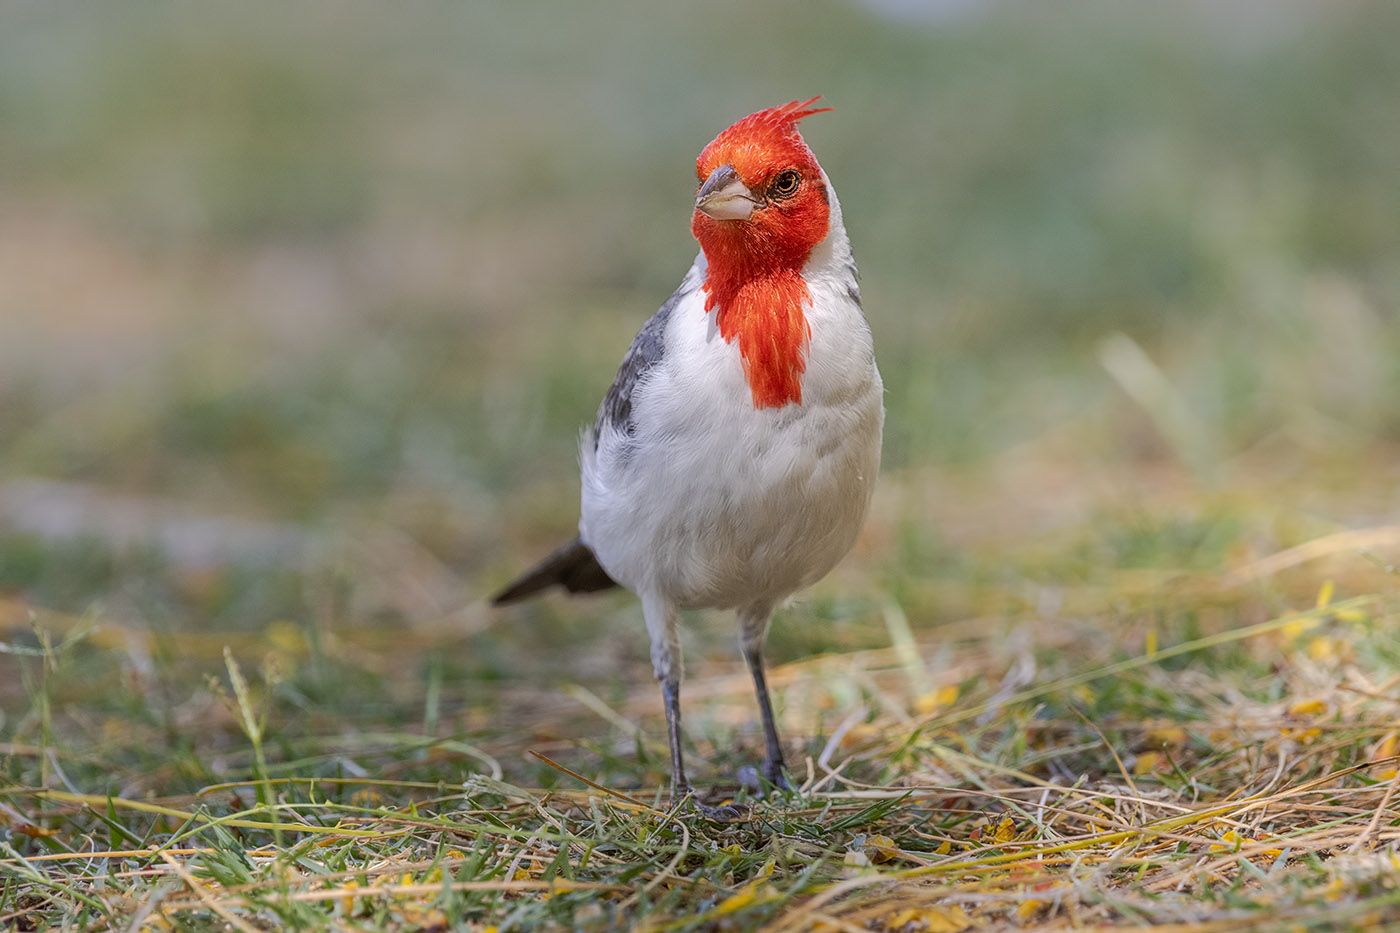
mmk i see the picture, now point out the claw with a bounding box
[676,785,750,822]
[693,799,749,822]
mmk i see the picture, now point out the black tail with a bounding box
[490,536,619,605]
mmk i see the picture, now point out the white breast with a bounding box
[580,206,883,611]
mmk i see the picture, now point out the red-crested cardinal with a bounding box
[493,99,883,815]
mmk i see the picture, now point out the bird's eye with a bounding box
[770,170,801,199]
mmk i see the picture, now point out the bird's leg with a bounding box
[739,605,791,792]
[659,675,688,798]
[644,594,744,820]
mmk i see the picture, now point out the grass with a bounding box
[4,1,1400,929]
[5,474,1400,929]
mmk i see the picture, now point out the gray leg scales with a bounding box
[742,641,792,793]
[662,679,748,821]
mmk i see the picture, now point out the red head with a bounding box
[690,99,833,409]
[691,98,833,276]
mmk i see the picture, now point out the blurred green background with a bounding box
[2,0,1399,751]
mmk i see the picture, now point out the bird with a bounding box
[492,98,883,817]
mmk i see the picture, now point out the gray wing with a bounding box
[593,278,693,447]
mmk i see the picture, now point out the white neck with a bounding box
[801,169,858,296]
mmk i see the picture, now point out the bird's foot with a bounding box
[738,760,793,797]
[675,785,749,822]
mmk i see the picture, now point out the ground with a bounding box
[3,2,1400,930]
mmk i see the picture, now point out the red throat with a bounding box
[703,266,812,409]
[691,99,832,409]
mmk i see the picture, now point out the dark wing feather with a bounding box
[593,279,691,447]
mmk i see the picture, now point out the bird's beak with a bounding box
[695,165,760,221]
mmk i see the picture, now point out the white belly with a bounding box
[581,280,883,610]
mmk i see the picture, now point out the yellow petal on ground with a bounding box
[1282,617,1322,641]
[1371,734,1399,778]
[1288,698,1328,717]
[1133,751,1164,775]
[713,881,772,917]
[1306,636,1338,661]
[865,833,900,864]
[1316,579,1335,609]
[887,906,972,933]
[1210,829,1243,853]
[1147,726,1188,747]
[1281,725,1322,743]
[914,684,960,715]
[339,878,360,915]
[885,908,921,929]
[1015,899,1047,924]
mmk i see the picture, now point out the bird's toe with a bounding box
[692,799,749,822]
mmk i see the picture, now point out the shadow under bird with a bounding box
[493,99,883,818]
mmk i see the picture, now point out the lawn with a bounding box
[3,2,1400,929]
